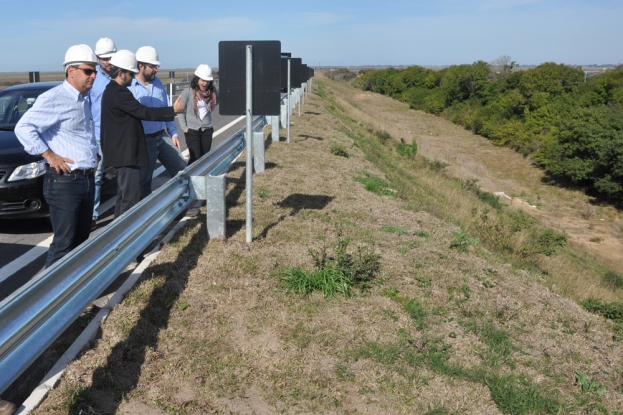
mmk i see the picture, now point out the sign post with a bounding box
[245,45,253,243]
[219,40,281,243]
[287,59,291,143]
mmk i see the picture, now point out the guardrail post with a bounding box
[271,116,279,142]
[190,175,226,238]
[253,131,265,173]
[205,175,227,238]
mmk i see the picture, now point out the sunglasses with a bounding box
[74,67,97,76]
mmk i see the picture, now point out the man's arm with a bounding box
[14,92,75,173]
[116,87,176,121]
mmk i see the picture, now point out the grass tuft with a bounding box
[278,230,381,298]
[354,171,395,196]
[382,225,409,235]
[329,142,349,158]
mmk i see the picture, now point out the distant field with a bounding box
[0,68,213,90]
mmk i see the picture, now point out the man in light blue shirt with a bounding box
[129,46,186,199]
[15,45,99,268]
[90,37,117,229]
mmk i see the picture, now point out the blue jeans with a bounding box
[140,131,187,199]
[43,171,95,268]
[93,140,105,220]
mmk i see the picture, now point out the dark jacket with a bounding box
[101,81,175,168]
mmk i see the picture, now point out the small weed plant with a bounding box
[354,171,395,196]
[575,371,608,397]
[450,231,479,252]
[424,159,449,172]
[396,138,418,158]
[374,129,391,141]
[278,230,381,298]
[382,225,409,235]
[257,187,269,199]
[329,142,349,158]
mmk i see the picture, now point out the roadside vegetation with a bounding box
[33,74,623,414]
[353,59,623,204]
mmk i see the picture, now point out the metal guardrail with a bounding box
[0,115,266,394]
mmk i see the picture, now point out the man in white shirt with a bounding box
[15,45,99,267]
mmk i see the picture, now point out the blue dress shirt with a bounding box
[90,64,112,142]
[15,81,98,170]
[128,77,178,137]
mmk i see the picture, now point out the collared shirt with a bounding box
[90,64,112,141]
[15,81,98,170]
[128,77,178,137]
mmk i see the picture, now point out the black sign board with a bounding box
[280,58,289,90]
[218,40,281,116]
[301,64,308,82]
[290,58,302,87]
[28,72,40,83]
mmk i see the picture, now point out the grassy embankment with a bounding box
[33,74,623,414]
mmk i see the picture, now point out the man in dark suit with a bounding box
[100,50,184,218]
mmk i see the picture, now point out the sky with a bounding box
[0,0,621,72]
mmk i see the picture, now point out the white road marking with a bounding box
[0,115,246,283]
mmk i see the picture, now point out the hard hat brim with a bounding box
[97,52,116,58]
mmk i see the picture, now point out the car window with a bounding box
[0,89,45,129]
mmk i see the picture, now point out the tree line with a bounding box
[352,60,623,202]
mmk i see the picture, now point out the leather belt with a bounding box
[46,165,95,175]
[145,129,164,138]
[71,168,95,175]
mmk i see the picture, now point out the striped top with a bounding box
[15,81,98,170]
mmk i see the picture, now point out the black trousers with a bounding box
[185,127,214,165]
[114,166,141,218]
[43,171,94,268]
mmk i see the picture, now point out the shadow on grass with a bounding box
[297,134,324,141]
[259,194,333,239]
[67,220,207,415]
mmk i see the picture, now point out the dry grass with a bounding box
[31,74,623,415]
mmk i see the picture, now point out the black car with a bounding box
[0,81,63,218]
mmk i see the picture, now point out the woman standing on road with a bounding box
[178,64,219,165]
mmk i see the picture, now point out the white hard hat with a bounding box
[94,37,117,58]
[110,50,139,73]
[63,44,98,71]
[195,64,213,81]
[135,46,160,66]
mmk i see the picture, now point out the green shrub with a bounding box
[603,271,623,290]
[477,190,503,210]
[374,129,391,141]
[396,138,418,158]
[580,297,623,323]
